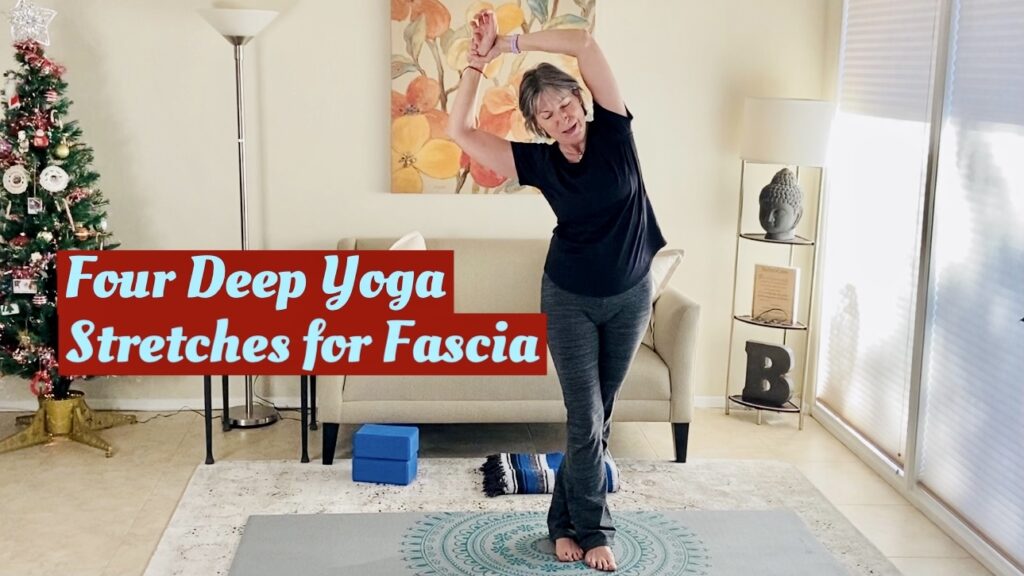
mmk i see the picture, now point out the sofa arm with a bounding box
[314,375,346,423]
[652,287,701,423]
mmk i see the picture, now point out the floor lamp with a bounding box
[200,8,279,428]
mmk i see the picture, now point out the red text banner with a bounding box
[56,250,547,376]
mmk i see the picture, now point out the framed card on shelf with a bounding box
[752,264,800,325]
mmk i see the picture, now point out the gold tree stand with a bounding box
[0,391,136,457]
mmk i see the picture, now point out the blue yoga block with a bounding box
[354,424,419,461]
[353,456,418,486]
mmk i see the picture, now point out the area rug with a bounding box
[228,510,847,575]
[143,459,899,576]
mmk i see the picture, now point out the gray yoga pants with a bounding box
[541,270,653,551]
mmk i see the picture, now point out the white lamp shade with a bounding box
[740,98,836,167]
[199,8,278,40]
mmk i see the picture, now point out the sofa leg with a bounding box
[672,423,689,463]
[322,423,339,465]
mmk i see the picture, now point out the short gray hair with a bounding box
[518,63,588,138]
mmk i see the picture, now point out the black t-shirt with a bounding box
[511,101,667,297]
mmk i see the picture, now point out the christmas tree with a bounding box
[0,6,118,400]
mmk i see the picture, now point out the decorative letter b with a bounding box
[742,341,794,407]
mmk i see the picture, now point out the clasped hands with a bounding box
[468,9,502,68]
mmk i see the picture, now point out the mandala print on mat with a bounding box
[401,511,710,575]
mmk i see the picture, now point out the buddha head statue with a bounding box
[758,168,803,240]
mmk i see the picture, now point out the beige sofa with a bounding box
[317,237,701,463]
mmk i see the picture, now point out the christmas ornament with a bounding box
[17,130,28,153]
[10,233,29,247]
[32,293,46,305]
[54,140,69,158]
[11,348,28,364]
[17,330,31,347]
[99,218,108,232]
[65,187,92,206]
[0,302,19,316]
[29,370,51,397]
[26,196,42,214]
[3,74,19,109]
[9,0,57,46]
[32,128,48,148]
[37,347,55,368]
[19,48,64,77]
[3,165,29,194]
[39,165,68,192]
[74,226,91,240]
[0,139,11,156]
[13,278,38,294]
[44,89,57,103]
[37,230,52,242]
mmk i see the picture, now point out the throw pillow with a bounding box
[389,231,426,251]
[643,249,684,348]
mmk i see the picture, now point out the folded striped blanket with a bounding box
[480,452,620,497]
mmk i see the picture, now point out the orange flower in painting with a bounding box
[460,151,507,189]
[479,73,531,141]
[392,115,461,193]
[392,75,448,139]
[392,0,451,39]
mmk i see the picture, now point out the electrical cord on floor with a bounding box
[252,391,305,423]
[134,404,306,425]
[131,376,312,425]
[134,407,208,424]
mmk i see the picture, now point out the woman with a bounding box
[448,10,666,572]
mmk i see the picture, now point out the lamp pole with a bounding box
[232,42,250,252]
[201,9,280,428]
[229,36,270,426]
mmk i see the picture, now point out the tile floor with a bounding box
[0,407,995,576]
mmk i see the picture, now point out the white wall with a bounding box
[0,0,841,411]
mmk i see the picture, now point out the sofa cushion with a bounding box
[344,344,670,402]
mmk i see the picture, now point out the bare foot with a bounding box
[554,537,584,562]
[584,546,617,571]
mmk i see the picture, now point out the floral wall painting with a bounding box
[391,0,597,194]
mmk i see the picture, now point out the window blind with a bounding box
[918,0,1024,568]
[815,0,941,464]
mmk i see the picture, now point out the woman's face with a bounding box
[533,89,586,147]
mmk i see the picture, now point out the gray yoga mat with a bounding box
[228,509,848,575]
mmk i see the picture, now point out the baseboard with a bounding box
[694,395,726,409]
[2,395,729,414]
[0,395,304,413]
